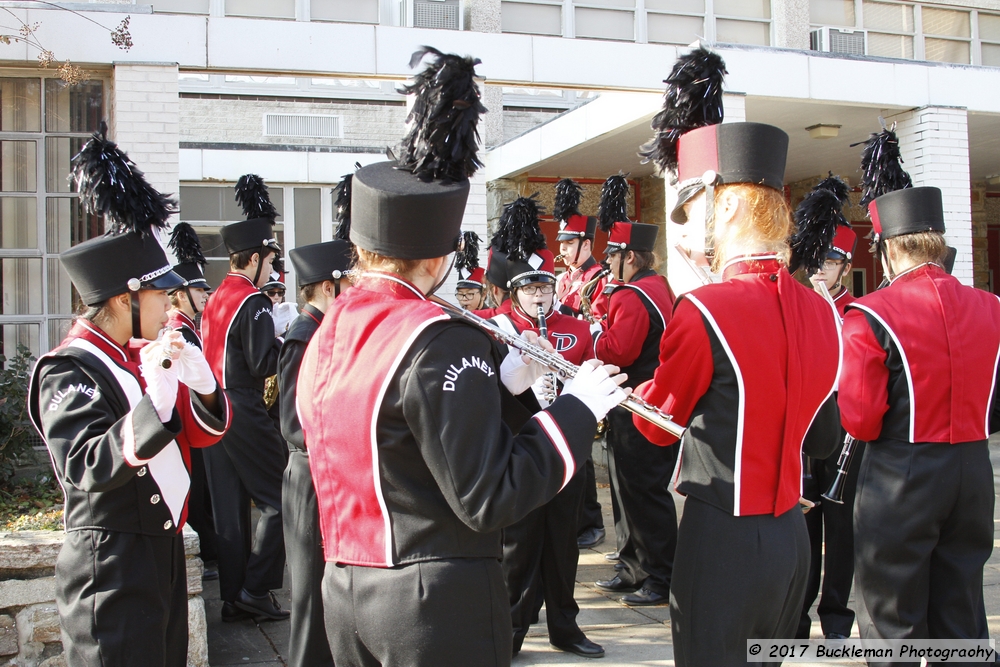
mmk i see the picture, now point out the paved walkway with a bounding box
[206,438,1000,666]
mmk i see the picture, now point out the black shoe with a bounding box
[551,638,605,658]
[595,575,638,593]
[202,565,219,581]
[604,551,619,562]
[621,587,668,606]
[577,527,606,549]
[234,589,290,621]
[221,601,251,622]
[614,561,625,571]
[825,632,848,640]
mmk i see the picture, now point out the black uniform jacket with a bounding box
[278,304,323,452]
[29,321,230,535]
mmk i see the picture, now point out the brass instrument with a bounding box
[263,374,279,409]
[438,300,686,438]
[536,304,558,404]
[579,268,611,324]
[821,435,858,505]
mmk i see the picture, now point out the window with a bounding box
[810,0,855,27]
[501,1,563,35]
[863,1,914,59]
[921,6,970,64]
[0,75,105,358]
[979,13,1000,67]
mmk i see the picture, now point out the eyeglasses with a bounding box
[265,290,285,297]
[821,260,845,271]
[519,285,555,296]
[455,291,481,301]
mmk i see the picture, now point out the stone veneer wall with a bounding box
[0,527,207,667]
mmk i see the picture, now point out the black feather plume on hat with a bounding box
[397,46,487,184]
[815,172,850,207]
[598,174,630,233]
[235,174,277,221]
[456,230,481,278]
[168,222,206,266]
[70,121,177,237]
[855,125,911,210]
[333,162,361,242]
[789,187,849,274]
[492,194,546,261]
[639,47,727,180]
[553,178,583,223]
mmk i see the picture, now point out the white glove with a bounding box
[272,302,298,336]
[175,342,217,395]
[140,339,180,423]
[590,321,604,337]
[562,359,628,421]
[500,345,546,395]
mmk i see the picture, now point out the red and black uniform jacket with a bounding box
[556,257,608,320]
[832,285,856,319]
[492,305,595,367]
[634,257,842,517]
[277,303,323,453]
[296,273,597,567]
[594,269,673,387]
[473,298,513,320]
[29,320,231,535]
[168,310,201,349]
[840,263,1000,444]
[201,272,282,391]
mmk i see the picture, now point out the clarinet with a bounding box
[821,435,858,504]
[536,305,558,404]
[438,300,686,438]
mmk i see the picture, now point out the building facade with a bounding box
[1,0,1000,356]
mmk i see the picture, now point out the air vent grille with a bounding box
[263,114,342,138]
[414,0,459,30]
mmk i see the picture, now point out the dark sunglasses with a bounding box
[265,290,286,297]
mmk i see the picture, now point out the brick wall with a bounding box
[502,108,563,144]
[111,64,181,202]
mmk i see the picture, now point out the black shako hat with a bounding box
[869,186,946,240]
[670,122,789,223]
[485,246,509,289]
[222,174,282,255]
[289,240,354,285]
[350,47,485,260]
[65,122,184,306]
[168,222,210,290]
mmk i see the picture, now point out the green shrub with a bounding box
[0,344,36,485]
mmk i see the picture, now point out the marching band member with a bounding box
[455,230,488,311]
[296,47,627,667]
[201,175,295,622]
[30,126,230,667]
[791,177,864,640]
[840,126,1000,660]
[554,177,607,320]
[474,244,513,318]
[279,236,354,667]
[166,221,219,578]
[592,173,677,608]
[488,195,604,659]
[633,47,841,665]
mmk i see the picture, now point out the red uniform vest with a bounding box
[831,285,855,319]
[167,310,200,347]
[840,263,1000,444]
[473,298,513,320]
[201,273,260,389]
[556,260,608,319]
[297,274,450,566]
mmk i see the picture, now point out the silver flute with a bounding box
[438,300,686,438]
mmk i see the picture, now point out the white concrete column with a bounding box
[894,106,973,285]
[110,62,181,214]
[771,0,810,50]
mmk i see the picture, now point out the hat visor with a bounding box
[826,250,848,261]
[509,273,557,289]
[144,270,186,292]
[555,231,585,241]
[456,279,483,289]
[670,183,706,224]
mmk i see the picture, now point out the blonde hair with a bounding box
[886,231,948,265]
[355,248,422,278]
[710,183,793,272]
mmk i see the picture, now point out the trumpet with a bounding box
[821,435,858,505]
[438,300,685,438]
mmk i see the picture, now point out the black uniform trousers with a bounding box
[671,496,810,667]
[854,439,993,667]
[323,558,512,667]
[577,457,604,534]
[605,407,677,596]
[186,447,218,563]
[503,468,586,652]
[798,436,866,638]
[283,450,335,667]
[203,387,288,602]
[57,530,187,667]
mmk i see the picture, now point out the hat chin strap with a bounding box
[130,291,142,340]
[251,245,268,287]
[185,287,199,315]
